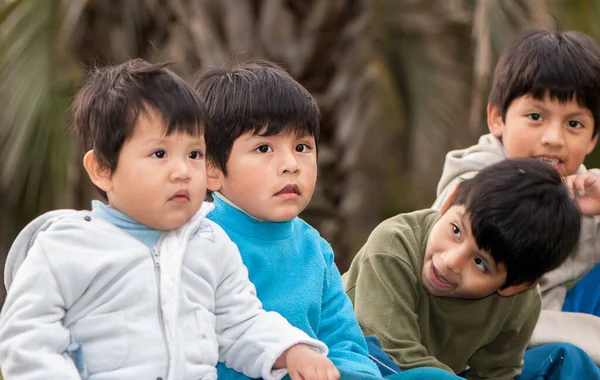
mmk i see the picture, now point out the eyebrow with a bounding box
[565,111,593,119]
[529,101,593,119]
[141,137,204,148]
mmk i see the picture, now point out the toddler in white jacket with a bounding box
[0,59,339,380]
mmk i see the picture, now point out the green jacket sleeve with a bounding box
[348,249,454,373]
[466,294,541,380]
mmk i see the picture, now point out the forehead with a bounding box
[131,107,203,139]
[241,128,315,141]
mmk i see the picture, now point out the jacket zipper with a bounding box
[151,246,170,376]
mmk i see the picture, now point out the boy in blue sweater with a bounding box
[192,61,460,380]
[192,61,380,379]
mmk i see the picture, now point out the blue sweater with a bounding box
[209,195,380,379]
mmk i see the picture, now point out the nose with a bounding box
[278,150,300,175]
[170,158,191,182]
[439,247,466,276]
[540,121,565,149]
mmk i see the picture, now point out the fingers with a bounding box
[288,369,304,380]
[564,175,576,197]
[316,365,340,380]
[289,363,340,380]
[328,366,341,380]
[565,172,599,197]
[574,174,587,197]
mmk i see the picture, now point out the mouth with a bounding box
[430,264,454,289]
[169,189,190,203]
[533,155,563,167]
[274,184,301,196]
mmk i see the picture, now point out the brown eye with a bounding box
[474,257,488,273]
[256,145,272,153]
[189,151,203,160]
[451,223,461,239]
[152,150,166,158]
[296,143,309,152]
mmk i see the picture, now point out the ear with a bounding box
[487,103,504,138]
[497,280,538,297]
[83,150,113,193]
[586,133,599,155]
[206,160,224,192]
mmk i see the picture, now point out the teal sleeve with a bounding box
[317,239,382,376]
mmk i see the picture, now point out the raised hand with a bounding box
[564,171,600,216]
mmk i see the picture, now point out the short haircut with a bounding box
[489,29,600,137]
[191,60,319,175]
[448,158,581,287]
[72,59,208,198]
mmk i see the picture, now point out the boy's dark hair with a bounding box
[489,29,600,137]
[72,59,208,198]
[448,158,581,287]
[191,60,319,175]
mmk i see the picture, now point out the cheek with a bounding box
[504,136,532,157]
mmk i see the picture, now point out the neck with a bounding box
[210,193,294,240]
[91,200,162,247]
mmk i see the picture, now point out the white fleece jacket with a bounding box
[0,202,327,380]
[433,133,600,364]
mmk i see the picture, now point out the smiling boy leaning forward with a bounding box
[343,158,582,379]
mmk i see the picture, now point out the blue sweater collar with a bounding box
[211,192,294,240]
[91,200,162,247]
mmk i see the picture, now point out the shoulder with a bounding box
[513,286,542,314]
[292,217,336,262]
[293,217,322,237]
[363,209,438,255]
[500,286,542,329]
[188,218,239,258]
[348,210,438,278]
[38,210,114,242]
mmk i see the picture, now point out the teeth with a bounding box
[535,157,560,165]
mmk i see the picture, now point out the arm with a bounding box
[213,240,328,380]
[350,251,453,372]
[466,297,540,380]
[539,172,600,299]
[0,241,80,379]
[316,240,381,376]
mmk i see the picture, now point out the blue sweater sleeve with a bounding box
[318,239,382,376]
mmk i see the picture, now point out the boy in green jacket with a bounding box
[343,158,581,379]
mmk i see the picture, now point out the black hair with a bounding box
[489,29,600,137]
[192,60,319,175]
[449,158,581,287]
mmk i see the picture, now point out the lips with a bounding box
[430,264,454,289]
[169,189,190,202]
[275,184,300,196]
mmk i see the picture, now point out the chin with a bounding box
[159,216,192,231]
[267,215,296,222]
